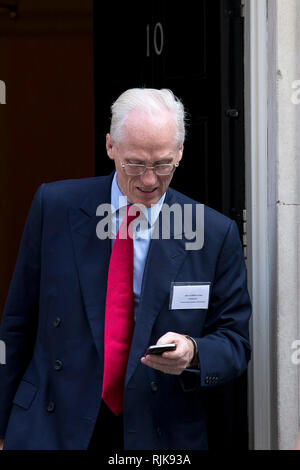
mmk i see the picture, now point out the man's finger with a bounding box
[144,352,183,365]
[141,358,183,375]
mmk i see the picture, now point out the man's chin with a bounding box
[135,198,158,208]
[135,188,160,207]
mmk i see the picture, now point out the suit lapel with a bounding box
[69,176,191,384]
[68,173,114,363]
[125,188,189,386]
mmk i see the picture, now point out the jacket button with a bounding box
[53,317,61,328]
[46,401,55,412]
[54,360,63,371]
[150,381,158,393]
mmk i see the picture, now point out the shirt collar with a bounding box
[111,172,166,227]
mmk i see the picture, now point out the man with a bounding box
[0,88,251,450]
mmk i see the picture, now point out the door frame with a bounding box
[244,0,272,450]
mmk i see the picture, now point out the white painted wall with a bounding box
[275,0,300,450]
[245,0,300,450]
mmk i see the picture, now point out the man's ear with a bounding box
[178,145,184,162]
[106,134,115,161]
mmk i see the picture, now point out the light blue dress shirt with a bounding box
[110,172,166,317]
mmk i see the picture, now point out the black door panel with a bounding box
[94,0,248,449]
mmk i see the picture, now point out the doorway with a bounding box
[94,0,248,449]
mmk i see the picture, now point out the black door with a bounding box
[94,0,248,449]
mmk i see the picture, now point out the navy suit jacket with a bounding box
[0,172,251,450]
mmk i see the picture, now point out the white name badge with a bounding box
[169,282,211,310]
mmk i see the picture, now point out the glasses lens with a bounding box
[123,163,175,176]
[124,164,145,176]
[155,164,173,175]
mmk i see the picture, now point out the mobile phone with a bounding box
[146,343,177,355]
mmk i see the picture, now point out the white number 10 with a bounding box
[146,22,164,57]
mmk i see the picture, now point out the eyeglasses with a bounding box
[120,162,179,176]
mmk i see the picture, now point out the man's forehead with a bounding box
[119,108,177,144]
[125,108,174,129]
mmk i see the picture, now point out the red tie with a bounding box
[102,205,140,415]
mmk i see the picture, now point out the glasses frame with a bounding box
[120,161,179,176]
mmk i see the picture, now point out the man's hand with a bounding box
[140,332,195,375]
[0,439,4,450]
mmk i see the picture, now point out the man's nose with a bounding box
[140,167,157,186]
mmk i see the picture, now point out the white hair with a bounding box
[109,88,186,148]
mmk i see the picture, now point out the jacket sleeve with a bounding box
[180,219,252,390]
[0,184,44,437]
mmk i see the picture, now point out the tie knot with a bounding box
[117,205,141,240]
[126,205,141,225]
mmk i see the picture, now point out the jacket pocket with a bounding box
[12,380,38,410]
[178,369,201,392]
